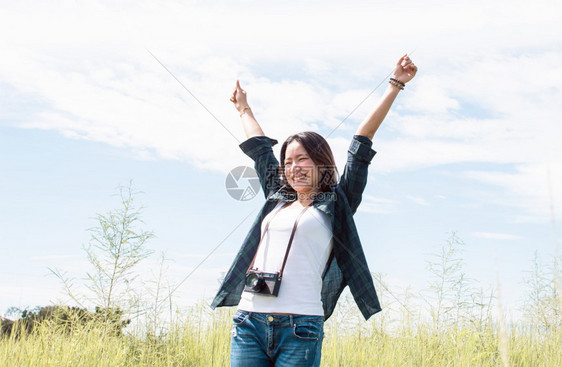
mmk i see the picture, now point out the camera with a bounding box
[244,270,282,296]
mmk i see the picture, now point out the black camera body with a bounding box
[244,270,281,296]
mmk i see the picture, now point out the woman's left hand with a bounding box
[393,54,418,84]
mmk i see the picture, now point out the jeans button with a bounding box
[268,316,274,322]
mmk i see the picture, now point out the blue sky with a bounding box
[1,0,561,320]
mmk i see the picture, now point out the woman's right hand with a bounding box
[230,80,250,114]
[230,80,264,137]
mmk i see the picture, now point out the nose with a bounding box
[288,162,303,174]
[285,163,300,178]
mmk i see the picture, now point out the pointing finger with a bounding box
[236,80,246,94]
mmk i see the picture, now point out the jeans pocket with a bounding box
[292,320,323,341]
[232,310,250,326]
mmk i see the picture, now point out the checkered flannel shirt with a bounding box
[211,134,381,320]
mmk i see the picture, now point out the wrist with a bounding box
[389,78,405,91]
[239,106,251,117]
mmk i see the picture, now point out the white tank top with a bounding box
[238,201,333,315]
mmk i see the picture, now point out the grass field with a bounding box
[1,300,561,367]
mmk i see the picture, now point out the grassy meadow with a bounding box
[1,301,561,367]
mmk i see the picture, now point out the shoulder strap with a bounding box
[247,203,310,276]
[247,201,289,271]
[278,205,310,278]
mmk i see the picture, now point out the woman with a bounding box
[212,55,417,367]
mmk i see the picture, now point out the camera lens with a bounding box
[245,273,263,291]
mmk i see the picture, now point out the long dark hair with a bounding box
[279,131,338,193]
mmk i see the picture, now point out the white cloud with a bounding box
[1,0,561,221]
[407,196,430,206]
[357,194,398,214]
[465,163,562,221]
[406,75,460,115]
[472,232,523,241]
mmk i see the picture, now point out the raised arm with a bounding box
[230,80,265,139]
[355,55,418,139]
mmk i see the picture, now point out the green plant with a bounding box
[523,251,562,331]
[52,182,154,321]
[424,232,476,330]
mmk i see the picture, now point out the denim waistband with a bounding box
[238,310,323,326]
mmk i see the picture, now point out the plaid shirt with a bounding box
[211,135,381,320]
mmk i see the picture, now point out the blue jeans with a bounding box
[230,310,324,367]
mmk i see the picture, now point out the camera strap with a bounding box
[247,201,311,278]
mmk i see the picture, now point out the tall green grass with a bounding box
[1,307,231,367]
[1,302,561,367]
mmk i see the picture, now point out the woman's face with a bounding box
[283,140,319,194]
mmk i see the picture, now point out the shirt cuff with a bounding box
[239,136,279,159]
[348,135,377,162]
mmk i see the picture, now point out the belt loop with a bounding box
[289,314,294,326]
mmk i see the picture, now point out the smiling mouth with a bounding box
[292,174,308,182]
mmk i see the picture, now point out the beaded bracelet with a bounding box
[389,78,405,90]
[239,106,251,117]
[390,78,405,87]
